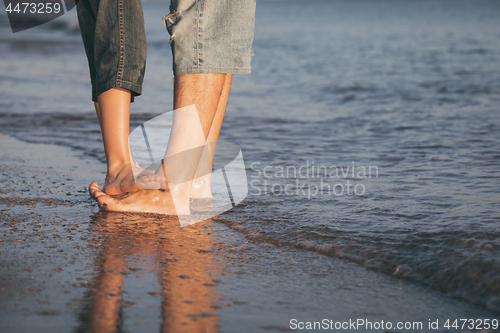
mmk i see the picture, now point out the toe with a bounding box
[96,194,118,211]
[89,183,108,201]
[136,174,165,190]
[89,181,99,196]
[89,182,100,198]
[136,175,152,188]
[136,175,146,185]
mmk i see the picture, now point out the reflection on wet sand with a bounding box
[78,212,223,333]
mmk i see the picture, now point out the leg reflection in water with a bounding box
[77,212,223,333]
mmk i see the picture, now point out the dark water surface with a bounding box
[1,0,500,313]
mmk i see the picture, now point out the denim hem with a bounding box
[92,79,143,103]
[173,67,252,76]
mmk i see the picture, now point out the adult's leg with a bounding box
[164,0,255,200]
[191,74,232,198]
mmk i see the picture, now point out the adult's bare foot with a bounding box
[103,163,167,195]
[89,182,187,215]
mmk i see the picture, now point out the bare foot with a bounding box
[103,164,168,195]
[89,182,187,215]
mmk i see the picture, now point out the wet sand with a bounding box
[0,132,498,333]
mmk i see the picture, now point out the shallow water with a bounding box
[1,134,497,332]
[0,0,499,313]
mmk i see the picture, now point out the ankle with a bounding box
[107,160,132,177]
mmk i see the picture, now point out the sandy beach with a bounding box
[1,133,498,332]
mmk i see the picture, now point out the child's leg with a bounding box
[95,89,163,195]
[78,0,157,195]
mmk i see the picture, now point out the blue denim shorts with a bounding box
[77,0,256,102]
[164,0,256,75]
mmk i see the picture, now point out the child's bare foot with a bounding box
[89,182,188,215]
[103,163,167,195]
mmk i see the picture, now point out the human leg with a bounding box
[78,0,158,195]
[89,73,226,215]
[88,0,256,215]
[190,74,233,198]
[95,89,164,196]
[165,0,255,199]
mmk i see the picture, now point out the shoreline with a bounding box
[0,132,498,332]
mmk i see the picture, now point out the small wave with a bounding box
[214,213,500,313]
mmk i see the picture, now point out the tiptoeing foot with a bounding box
[102,163,168,195]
